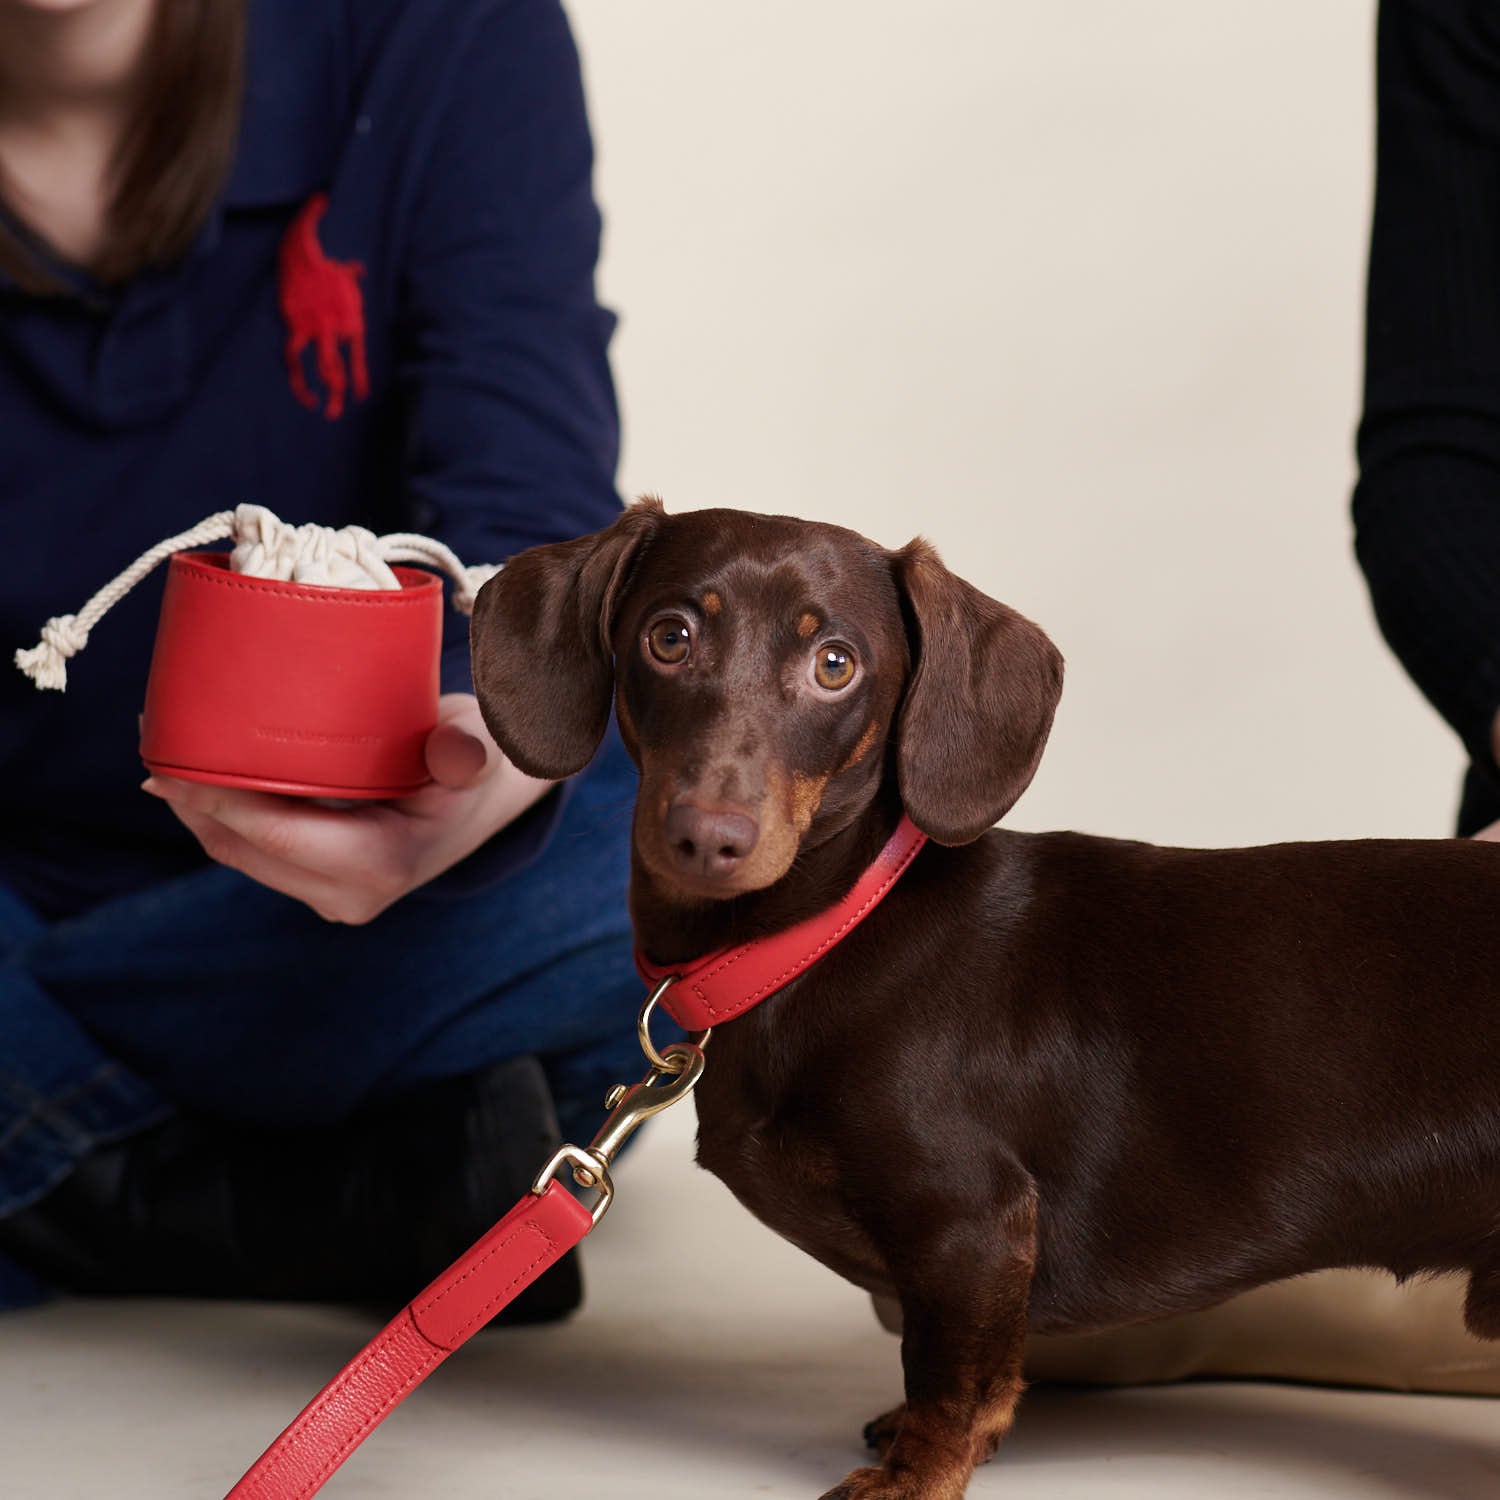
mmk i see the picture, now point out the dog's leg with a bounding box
[822,1179,1036,1500]
[1463,1247,1500,1340]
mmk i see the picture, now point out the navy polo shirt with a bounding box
[0,0,623,920]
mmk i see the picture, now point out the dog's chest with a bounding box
[690,1041,895,1296]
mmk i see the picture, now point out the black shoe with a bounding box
[0,1055,582,1323]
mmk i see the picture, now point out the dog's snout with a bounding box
[664,801,760,880]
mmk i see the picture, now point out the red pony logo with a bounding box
[278,193,369,421]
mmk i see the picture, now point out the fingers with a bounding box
[424,693,499,789]
[143,777,408,923]
[139,693,542,922]
[425,720,491,788]
[144,777,394,872]
[158,795,361,921]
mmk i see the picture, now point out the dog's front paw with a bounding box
[819,1464,961,1500]
[818,1465,901,1499]
[861,1403,907,1457]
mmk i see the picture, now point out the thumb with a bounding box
[424,712,496,789]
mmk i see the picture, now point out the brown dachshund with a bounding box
[470,498,1500,1500]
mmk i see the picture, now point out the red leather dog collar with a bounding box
[635,815,928,1031]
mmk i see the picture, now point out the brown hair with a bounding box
[0,0,246,294]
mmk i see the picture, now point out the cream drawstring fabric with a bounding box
[14,504,502,691]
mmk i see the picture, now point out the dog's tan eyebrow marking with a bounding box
[838,719,880,773]
[796,611,819,638]
[701,591,722,616]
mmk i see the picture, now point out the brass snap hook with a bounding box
[530,980,711,1229]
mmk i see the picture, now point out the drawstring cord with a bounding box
[14,505,501,692]
[16,511,238,692]
[375,533,500,613]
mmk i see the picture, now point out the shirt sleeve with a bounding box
[1353,0,1500,825]
[388,0,623,697]
[386,0,624,889]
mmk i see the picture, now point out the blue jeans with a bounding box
[0,733,649,1306]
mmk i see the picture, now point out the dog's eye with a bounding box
[813,644,855,690]
[647,618,691,665]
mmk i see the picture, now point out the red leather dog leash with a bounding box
[224,816,925,1498]
[226,1183,592,1500]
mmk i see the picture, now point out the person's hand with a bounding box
[142,693,553,923]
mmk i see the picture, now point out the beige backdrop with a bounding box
[567,0,1459,848]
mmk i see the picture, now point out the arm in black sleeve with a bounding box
[1353,0,1500,830]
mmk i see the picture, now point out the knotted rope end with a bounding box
[14,614,86,691]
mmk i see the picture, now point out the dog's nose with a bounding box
[664,801,759,879]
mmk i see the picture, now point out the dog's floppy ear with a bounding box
[890,539,1063,845]
[470,500,663,779]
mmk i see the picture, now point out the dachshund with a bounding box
[470,497,1500,1500]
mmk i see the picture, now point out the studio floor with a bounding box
[4,1106,1498,1499]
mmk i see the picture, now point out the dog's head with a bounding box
[470,499,1063,901]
